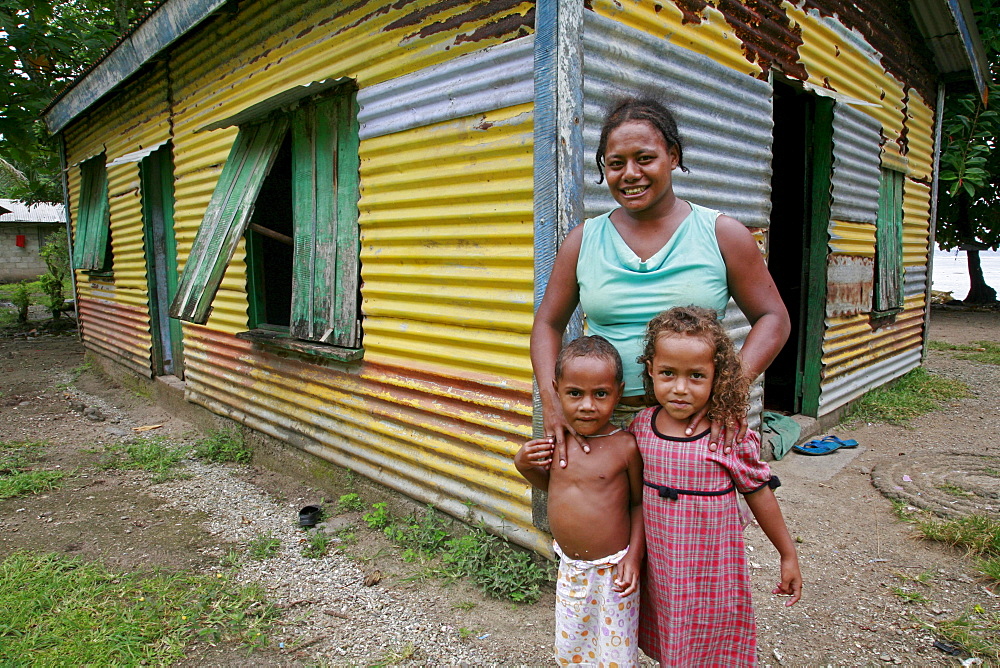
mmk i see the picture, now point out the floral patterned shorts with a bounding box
[553,542,639,667]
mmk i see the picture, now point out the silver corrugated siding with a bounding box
[830,103,881,224]
[580,13,773,227]
[358,37,534,141]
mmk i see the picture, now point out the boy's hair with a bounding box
[637,306,749,425]
[595,95,689,184]
[555,335,624,385]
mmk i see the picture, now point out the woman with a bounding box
[530,96,790,468]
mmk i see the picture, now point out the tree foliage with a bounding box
[0,0,157,203]
[936,0,1000,303]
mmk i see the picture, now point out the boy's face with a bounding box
[553,355,623,437]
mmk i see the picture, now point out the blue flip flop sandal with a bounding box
[817,435,859,449]
[791,438,842,456]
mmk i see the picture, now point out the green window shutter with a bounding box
[170,117,289,323]
[289,93,360,346]
[73,156,111,271]
[873,168,904,313]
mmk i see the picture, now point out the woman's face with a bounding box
[604,120,679,218]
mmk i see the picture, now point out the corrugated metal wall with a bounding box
[589,1,938,418]
[64,0,544,551]
[581,12,774,424]
[64,63,172,375]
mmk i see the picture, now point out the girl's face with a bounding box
[645,333,715,429]
[603,120,679,218]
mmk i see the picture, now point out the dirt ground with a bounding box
[1,307,999,665]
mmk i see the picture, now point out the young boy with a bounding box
[515,335,644,666]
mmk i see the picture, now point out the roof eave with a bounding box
[911,0,991,103]
[43,0,230,135]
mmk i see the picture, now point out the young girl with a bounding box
[632,306,801,666]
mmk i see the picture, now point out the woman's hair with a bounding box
[637,306,748,425]
[556,335,624,385]
[595,95,688,184]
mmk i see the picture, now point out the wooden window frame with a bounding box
[73,154,113,274]
[873,167,905,315]
[170,86,361,359]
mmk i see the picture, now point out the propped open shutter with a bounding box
[874,168,904,312]
[289,93,360,346]
[73,157,110,271]
[170,118,289,323]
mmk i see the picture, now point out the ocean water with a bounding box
[931,247,1000,297]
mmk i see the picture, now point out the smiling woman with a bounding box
[529,95,790,465]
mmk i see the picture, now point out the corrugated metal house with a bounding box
[44,0,987,552]
[0,200,66,282]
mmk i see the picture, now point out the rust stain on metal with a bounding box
[716,0,807,81]
[384,0,531,43]
[799,0,936,102]
[672,0,709,25]
[454,6,534,45]
[331,0,403,36]
[826,254,874,317]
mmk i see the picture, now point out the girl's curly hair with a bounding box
[637,306,749,426]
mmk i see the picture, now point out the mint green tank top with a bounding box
[577,202,730,396]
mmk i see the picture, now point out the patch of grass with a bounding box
[937,483,973,497]
[0,470,65,499]
[923,607,1000,662]
[929,340,1000,365]
[977,555,1000,583]
[0,551,275,664]
[363,503,548,603]
[363,502,392,530]
[383,506,449,557]
[452,601,477,611]
[99,437,190,483]
[914,514,1000,559]
[194,429,250,464]
[336,492,365,513]
[221,549,242,569]
[890,586,929,603]
[336,527,357,545]
[369,643,416,667]
[301,532,330,559]
[247,533,281,561]
[0,441,63,499]
[844,367,971,425]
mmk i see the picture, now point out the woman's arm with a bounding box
[530,224,588,468]
[715,215,790,381]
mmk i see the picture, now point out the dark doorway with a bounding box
[764,82,832,415]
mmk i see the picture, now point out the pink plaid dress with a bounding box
[631,406,772,667]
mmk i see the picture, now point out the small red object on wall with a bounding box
[15,234,26,247]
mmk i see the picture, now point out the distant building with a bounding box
[0,200,66,282]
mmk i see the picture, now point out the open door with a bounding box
[764,82,832,416]
[140,144,184,378]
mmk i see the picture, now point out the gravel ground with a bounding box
[3,306,1000,665]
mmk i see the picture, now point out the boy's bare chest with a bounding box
[552,446,627,485]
